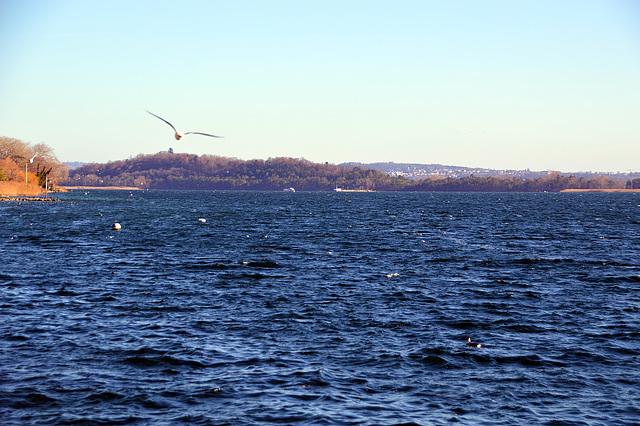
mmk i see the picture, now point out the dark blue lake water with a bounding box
[1,190,639,425]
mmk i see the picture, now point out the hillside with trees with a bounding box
[64,153,410,191]
[64,151,626,192]
[0,136,68,194]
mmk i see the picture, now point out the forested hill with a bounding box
[64,152,629,191]
[64,153,409,191]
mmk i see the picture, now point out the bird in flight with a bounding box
[146,110,223,140]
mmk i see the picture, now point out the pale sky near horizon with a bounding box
[1,1,639,172]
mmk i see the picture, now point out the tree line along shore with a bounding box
[64,152,640,192]
[1,136,67,197]
[3,136,640,197]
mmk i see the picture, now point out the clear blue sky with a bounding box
[1,0,639,172]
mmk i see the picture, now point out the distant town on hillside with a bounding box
[348,162,639,184]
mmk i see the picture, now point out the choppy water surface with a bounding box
[1,190,639,425]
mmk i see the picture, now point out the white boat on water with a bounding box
[334,187,374,192]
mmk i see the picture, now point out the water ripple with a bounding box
[1,191,639,424]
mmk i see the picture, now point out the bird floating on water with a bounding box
[146,110,223,140]
[467,337,481,348]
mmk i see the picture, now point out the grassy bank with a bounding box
[0,181,45,196]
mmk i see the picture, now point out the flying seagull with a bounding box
[146,110,223,140]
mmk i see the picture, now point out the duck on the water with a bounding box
[467,337,481,348]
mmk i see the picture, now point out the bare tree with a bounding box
[0,158,23,181]
[0,136,68,184]
[0,136,30,163]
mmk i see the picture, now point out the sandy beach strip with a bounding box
[61,186,142,190]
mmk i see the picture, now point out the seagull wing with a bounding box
[146,110,178,133]
[184,132,223,138]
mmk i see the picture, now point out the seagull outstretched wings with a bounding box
[146,110,223,140]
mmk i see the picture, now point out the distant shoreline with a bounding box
[61,186,141,190]
[59,186,640,193]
